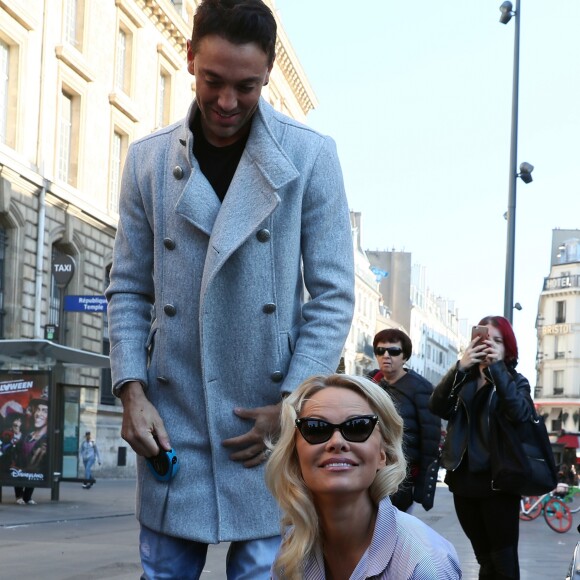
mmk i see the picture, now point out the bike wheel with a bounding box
[544,498,572,533]
[519,496,542,520]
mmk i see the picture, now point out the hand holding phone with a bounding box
[146,438,180,482]
[471,325,489,343]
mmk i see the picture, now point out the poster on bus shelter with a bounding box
[0,371,51,487]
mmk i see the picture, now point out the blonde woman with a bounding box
[265,374,461,580]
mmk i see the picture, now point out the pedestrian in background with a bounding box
[429,315,532,579]
[14,486,35,505]
[105,0,354,576]
[80,431,101,489]
[5,413,37,505]
[265,374,461,579]
[370,328,441,512]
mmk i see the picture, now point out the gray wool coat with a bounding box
[106,98,355,543]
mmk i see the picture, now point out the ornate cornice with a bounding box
[274,37,316,116]
[134,0,316,114]
[138,0,190,56]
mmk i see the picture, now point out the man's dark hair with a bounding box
[373,328,413,361]
[192,0,277,66]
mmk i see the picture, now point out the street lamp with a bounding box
[499,0,534,323]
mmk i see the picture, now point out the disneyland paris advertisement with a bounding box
[0,372,51,486]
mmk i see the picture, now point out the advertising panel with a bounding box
[0,371,51,487]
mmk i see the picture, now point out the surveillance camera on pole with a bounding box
[518,162,534,184]
[499,1,514,24]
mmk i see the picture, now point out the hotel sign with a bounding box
[544,275,579,290]
[542,324,571,335]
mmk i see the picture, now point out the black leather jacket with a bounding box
[429,361,532,473]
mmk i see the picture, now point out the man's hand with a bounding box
[222,402,282,468]
[119,381,171,457]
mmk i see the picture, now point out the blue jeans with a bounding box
[139,524,280,580]
[83,456,95,481]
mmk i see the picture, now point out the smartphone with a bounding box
[471,325,489,342]
[146,448,180,482]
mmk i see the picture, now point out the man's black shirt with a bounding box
[192,111,251,202]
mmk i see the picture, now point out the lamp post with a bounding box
[499,0,533,323]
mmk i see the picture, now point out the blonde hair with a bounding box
[265,374,406,579]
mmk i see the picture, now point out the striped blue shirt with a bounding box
[300,497,462,579]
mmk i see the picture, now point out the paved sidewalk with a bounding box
[0,479,136,527]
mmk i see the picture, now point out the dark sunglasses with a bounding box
[374,346,403,357]
[295,415,379,445]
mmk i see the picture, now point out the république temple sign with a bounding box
[64,296,107,312]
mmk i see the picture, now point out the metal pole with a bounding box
[503,0,521,323]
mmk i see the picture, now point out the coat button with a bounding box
[157,376,169,385]
[256,229,271,242]
[163,238,176,250]
[263,303,276,314]
[271,371,284,383]
[179,138,186,146]
[173,166,184,179]
[163,304,176,316]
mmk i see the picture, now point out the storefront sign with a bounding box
[64,295,107,312]
[542,324,571,335]
[544,275,579,290]
[0,372,51,487]
[52,253,76,288]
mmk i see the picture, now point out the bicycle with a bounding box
[519,485,573,533]
[519,494,550,521]
[544,495,573,533]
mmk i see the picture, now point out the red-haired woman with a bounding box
[429,316,532,580]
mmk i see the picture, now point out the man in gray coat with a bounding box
[106,0,355,578]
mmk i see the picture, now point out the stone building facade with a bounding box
[0,0,315,477]
[367,250,468,385]
[534,229,580,437]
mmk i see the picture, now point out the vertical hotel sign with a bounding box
[0,372,51,487]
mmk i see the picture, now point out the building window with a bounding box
[57,92,72,183]
[156,68,171,128]
[554,335,565,359]
[0,227,6,338]
[0,40,8,144]
[48,250,61,328]
[554,370,564,396]
[115,29,126,91]
[109,129,128,214]
[64,0,84,50]
[101,266,114,405]
[114,25,133,95]
[556,300,566,324]
[57,89,80,187]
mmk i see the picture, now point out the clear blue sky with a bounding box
[274,0,580,383]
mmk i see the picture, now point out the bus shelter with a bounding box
[0,339,109,501]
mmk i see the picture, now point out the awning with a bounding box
[557,434,580,449]
[0,339,110,368]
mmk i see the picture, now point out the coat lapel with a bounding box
[174,102,221,237]
[175,169,221,238]
[201,101,300,296]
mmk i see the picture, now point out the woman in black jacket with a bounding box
[371,328,441,512]
[429,315,532,580]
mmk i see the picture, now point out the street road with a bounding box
[0,480,577,579]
